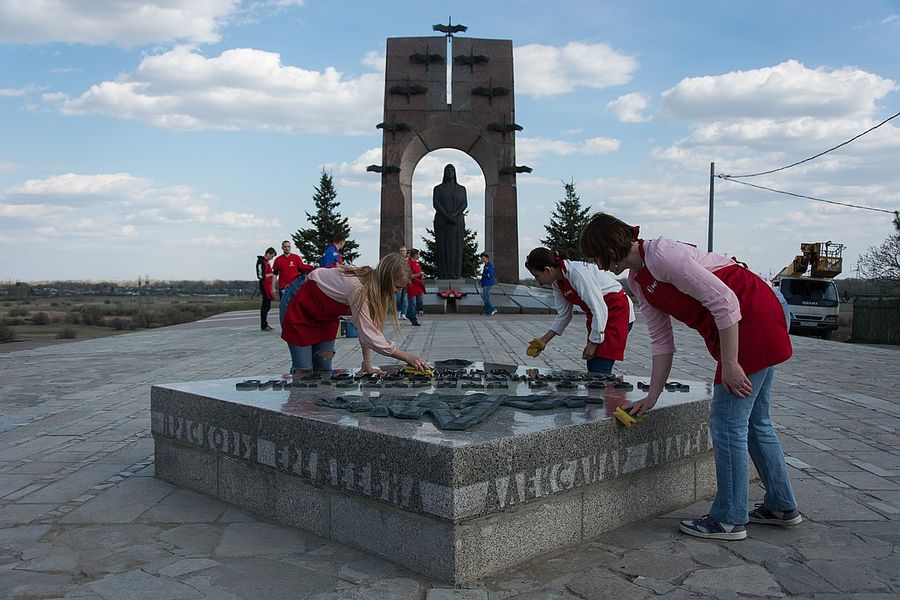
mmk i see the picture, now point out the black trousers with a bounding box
[260,293,271,329]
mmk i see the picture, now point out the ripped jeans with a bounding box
[288,340,335,374]
[280,275,335,374]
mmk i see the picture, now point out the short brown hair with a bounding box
[579,213,634,270]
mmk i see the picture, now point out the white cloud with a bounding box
[517,136,620,162]
[606,92,651,123]
[43,46,384,134]
[659,60,896,121]
[514,42,637,96]
[1,172,275,234]
[0,0,238,48]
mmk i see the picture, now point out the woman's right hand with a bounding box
[404,353,430,372]
[623,395,658,416]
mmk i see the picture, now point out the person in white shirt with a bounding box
[524,247,634,374]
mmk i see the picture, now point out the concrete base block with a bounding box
[155,440,217,498]
[152,372,714,584]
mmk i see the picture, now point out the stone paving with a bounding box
[1,309,898,599]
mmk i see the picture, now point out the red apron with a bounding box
[633,240,791,383]
[280,280,351,346]
[555,276,631,361]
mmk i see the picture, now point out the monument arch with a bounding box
[370,34,529,283]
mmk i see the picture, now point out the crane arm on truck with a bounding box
[774,241,844,280]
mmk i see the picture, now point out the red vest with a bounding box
[280,280,351,346]
[555,268,631,361]
[633,240,791,383]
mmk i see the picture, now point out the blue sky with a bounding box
[1,0,898,282]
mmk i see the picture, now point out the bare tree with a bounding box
[857,216,900,289]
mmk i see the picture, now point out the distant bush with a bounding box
[32,312,50,325]
[5,317,25,326]
[50,302,60,307]
[8,307,30,317]
[110,317,136,330]
[56,327,77,339]
[79,305,107,326]
[0,324,15,342]
[65,311,81,325]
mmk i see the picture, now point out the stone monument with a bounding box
[152,366,716,583]
[433,164,467,278]
[370,24,530,283]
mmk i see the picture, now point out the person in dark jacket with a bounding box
[256,247,277,331]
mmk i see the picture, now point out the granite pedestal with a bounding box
[151,368,715,583]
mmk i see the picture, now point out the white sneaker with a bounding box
[490,309,498,316]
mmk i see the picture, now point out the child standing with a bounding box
[480,252,497,315]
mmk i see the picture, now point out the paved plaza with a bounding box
[1,309,899,599]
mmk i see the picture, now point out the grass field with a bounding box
[1,295,259,344]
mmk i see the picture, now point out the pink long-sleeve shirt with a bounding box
[307,268,397,356]
[627,237,741,357]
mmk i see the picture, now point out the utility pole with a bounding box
[707,162,715,252]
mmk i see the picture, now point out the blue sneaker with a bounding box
[679,514,747,540]
[749,503,802,526]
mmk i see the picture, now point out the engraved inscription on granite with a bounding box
[151,408,709,518]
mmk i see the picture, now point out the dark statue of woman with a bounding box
[432,164,467,279]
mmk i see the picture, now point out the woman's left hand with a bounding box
[582,342,598,360]
[356,363,385,377]
[722,361,752,398]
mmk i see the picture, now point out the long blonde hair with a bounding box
[340,253,411,330]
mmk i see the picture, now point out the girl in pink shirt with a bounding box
[580,213,799,542]
[280,253,429,375]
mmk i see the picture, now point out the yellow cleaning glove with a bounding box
[525,337,546,357]
[402,366,435,378]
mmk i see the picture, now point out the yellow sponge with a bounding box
[614,406,644,427]
[402,366,436,378]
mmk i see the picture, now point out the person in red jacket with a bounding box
[255,247,277,331]
[273,240,314,299]
[580,213,799,542]
[405,248,426,326]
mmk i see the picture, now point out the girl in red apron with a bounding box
[524,248,634,374]
[280,253,429,375]
[580,213,800,541]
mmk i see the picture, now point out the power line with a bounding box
[717,176,897,215]
[722,109,900,178]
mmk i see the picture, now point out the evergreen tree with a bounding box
[292,170,360,265]
[541,179,591,260]
[419,228,438,278]
[418,211,480,278]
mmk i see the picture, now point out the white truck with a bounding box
[772,242,844,339]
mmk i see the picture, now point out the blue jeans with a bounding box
[709,366,798,524]
[288,339,335,373]
[396,290,408,316]
[279,275,335,373]
[772,286,790,328]
[586,357,615,374]
[481,285,495,314]
[406,293,423,324]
